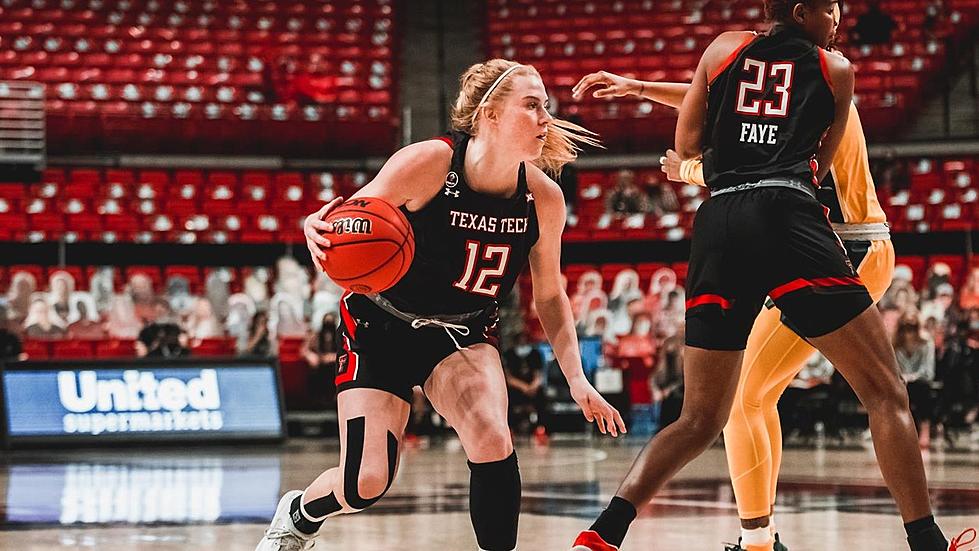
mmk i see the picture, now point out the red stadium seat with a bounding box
[52,340,95,359]
[191,337,236,357]
[20,340,52,360]
[94,339,137,358]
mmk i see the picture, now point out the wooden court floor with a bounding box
[1,436,977,550]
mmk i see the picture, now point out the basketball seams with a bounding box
[332,244,405,283]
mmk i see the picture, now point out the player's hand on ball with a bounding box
[304,196,344,267]
[660,149,683,182]
[572,71,640,100]
[569,379,626,437]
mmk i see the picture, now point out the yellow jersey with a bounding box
[823,102,888,225]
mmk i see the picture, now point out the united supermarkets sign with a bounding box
[1,361,284,445]
[57,369,224,435]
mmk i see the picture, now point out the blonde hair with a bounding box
[450,59,601,176]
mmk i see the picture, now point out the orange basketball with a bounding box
[319,197,414,294]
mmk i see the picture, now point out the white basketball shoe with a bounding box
[255,490,316,551]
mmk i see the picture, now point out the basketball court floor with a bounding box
[1,436,977,550]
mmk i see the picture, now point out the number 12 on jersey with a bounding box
[453,240,511,297]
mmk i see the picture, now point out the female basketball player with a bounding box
[256,59,626,551]
[575,58,894,550]
[569,2,962,550]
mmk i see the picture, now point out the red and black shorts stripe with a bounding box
[684,186,872,351]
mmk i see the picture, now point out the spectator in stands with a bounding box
[270,292,307,338]
[227,293,257,354]
[128,273,158,322]
[23,297,67,340]
[584,308,617,347]
[880,264,917,310]
[47,270,75,322]
[643,175,680,217]
[850,1,898,45]
[0,301,23,362]
[605,169,651,216]
[107,294,142,339]
[186,297,224,341]
[645,266,678,314]
[89,266,116,314]
[503,332,546,435]
[67,294,106,340]
[960,267,979,310]
[935,313,979,443]
[608,269,644,335]
[574,289,609,335]
[6,271,37,328]
[243,310,272,357]
[651,325,684,429]
[205,269,232,321]
[874,154,911,193]
[138,320,189,358]
[302,312,340,408]
[923,261,952,300]
[275,256,312,307]
[920,282,956,327]
[165,275,195,321]
[570,270,604,323]
[779,351,837,442]
[244,267,271,311]
[894,316,937,448]
[654,289,686,339]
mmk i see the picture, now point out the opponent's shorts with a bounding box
[335,293,501,403]
[685,186,873,351]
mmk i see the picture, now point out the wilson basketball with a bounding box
[319,197,414,294]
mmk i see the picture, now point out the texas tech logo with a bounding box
[332,217,373,235]
[444,171,460,197]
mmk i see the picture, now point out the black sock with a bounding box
[469,452,521,551]
[589,495,638,547]
[905,515,948,551]
[289,492,340,535]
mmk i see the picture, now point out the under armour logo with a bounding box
[444,171,460,198]
[526,192,534,202]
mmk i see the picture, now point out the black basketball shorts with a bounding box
[335,293,501,403]
[684,186,873,351]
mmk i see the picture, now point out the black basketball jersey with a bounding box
[703,27,836,192]
[381,131,541,316]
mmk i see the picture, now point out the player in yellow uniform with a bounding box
[573,68,893,551]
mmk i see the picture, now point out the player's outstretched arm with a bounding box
[526,165,626,437]
[572,70,690,109]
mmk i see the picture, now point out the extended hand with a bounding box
[659,149,682,182]
[569,379,627,437]
[572,71,641,100]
